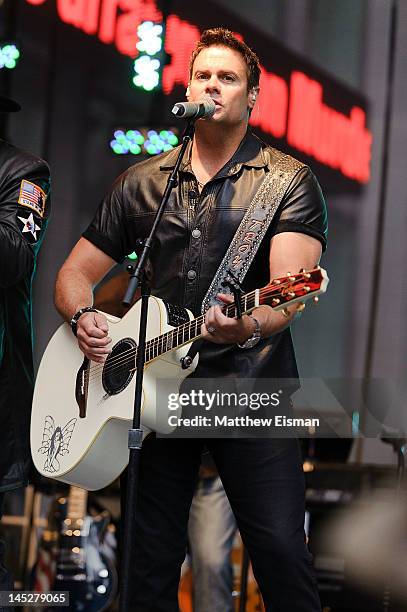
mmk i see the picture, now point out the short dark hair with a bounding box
[189,28,261,92]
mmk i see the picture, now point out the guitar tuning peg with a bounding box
[286,271,292,276]
[299,268,305,273]
[313,297,319,304]
[296,302,306,312]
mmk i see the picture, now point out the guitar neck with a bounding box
[66,486,88,528]
[139,266,328,363]
[144,289,258,363]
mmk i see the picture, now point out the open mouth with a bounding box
[204,96,222,107]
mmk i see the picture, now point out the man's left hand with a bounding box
[201,293,256,344]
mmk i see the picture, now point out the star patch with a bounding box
[17,211,42,243]
[18,179,46,218]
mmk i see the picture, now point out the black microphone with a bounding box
[171,97,216,119]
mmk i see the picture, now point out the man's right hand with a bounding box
[76,311,112,363]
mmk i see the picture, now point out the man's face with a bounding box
[188,45,255,126]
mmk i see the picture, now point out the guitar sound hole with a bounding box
[102,338,136,395]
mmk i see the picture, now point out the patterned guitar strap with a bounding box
[201,150,305,313]
[181,151,305,368]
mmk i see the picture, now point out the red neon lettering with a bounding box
[338,107,372,182]
[287,71,372,183]
[57,0,86,27]
[287,71,316,156]
[324,108,341,168]
[250,67,288,138]
[162,15,200,94]
[98,0,120,44]
[352,108,372,183]
[116,0,162,57]
[82,0,101,35]
[25,1,372,183]
[115,0,140,57]
[133,0,161,21]
[313,104,331,165]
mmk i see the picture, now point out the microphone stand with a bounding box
[119,118,196,611]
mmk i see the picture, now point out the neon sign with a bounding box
[25,0,372,183]
[26,0,161,57]
[287,72,371,183]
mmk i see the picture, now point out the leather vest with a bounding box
[84,131,327,382]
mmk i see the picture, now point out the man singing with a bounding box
[55,29,326,611]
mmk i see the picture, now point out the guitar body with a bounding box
[32,486,118,612]
[31,267,328,491]
[53,515,116,612]
[31,297,198,490]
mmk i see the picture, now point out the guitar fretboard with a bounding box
[144,290,258,362]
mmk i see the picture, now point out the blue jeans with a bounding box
[188,476,237,612]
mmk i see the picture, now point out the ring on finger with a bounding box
[207,326,216,334]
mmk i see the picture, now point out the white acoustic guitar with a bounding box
[31,267,328,491]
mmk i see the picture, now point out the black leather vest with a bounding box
[84,131,327,382]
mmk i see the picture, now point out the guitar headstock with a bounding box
[260,267,329,311]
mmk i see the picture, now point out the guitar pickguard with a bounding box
[163,301,190,327]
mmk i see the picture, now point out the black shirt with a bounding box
[83,131,327,383]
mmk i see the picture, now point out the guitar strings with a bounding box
[84,278,306,386]
[84,279,307,385]
[84,294,251,384]
[84,296,257,385]
[84,279,309,384]
[85,311,212,385]
[85,312,207,384]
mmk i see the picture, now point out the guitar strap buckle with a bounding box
[222,269,245,319]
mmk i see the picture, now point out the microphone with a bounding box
[171,97,216,120]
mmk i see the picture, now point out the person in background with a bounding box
[0,94,51,597]
[188,456,237,612]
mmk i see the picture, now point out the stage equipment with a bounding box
[132,20,165,91]
[0,43,20,69]
[32,486,117,611]
[110,127,179,156]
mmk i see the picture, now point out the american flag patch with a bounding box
[18,179,46,217]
